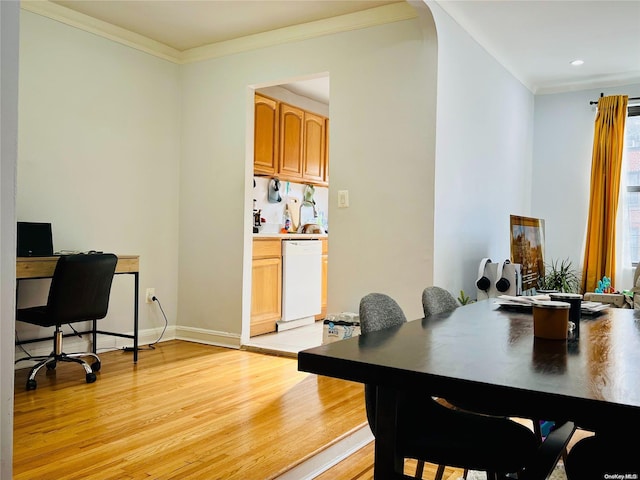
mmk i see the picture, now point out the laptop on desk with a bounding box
[17,222,54,257]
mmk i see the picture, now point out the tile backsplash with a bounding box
[253,177,328,233]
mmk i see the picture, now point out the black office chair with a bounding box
[360,292,539,480]
[15,253,118,390]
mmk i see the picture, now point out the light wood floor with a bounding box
[18,339,582,480]
[13,340,371,480]
[317,442,464,479]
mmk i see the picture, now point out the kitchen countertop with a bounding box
[253,233,328,239]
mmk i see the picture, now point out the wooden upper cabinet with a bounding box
[254,94,329,185]
[279,103,304,180]
[303,112,326,184]
[254,94,279,175]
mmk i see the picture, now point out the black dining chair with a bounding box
[565,433,639,480]
[421,286,558,450]
[421,286,466,478]
[360,292,539,480]
[15,253,118,390]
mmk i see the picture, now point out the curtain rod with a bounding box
[589,92,640,105]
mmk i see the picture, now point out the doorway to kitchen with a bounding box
[244,74,330,356]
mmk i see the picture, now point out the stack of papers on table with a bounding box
[581,301,609,315]
[495,295,609,315]
[495,295,551,310]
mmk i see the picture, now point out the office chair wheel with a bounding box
[46,361,57,371]
[91,360,101,372]
[26,379,37,391]
[86,372,97,384]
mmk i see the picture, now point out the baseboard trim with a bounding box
[241,344,298,359]
[175,326,241,349]
[273,424,373,480]
[15,326,241,365]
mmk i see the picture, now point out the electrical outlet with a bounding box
[145,288,155,303]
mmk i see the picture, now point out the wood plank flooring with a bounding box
[316,442,464,480]
[18,339,582,480]
[13,340,368,480]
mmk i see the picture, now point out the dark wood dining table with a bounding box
[298,299,640,479]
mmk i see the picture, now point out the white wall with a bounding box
[532,83,640,289]
[178,13,438,343]
[1,1,19,475]
[425,0,535,300]
[16,11,181,353]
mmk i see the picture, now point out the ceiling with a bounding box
[436,0,640,94]
[48,0,640,97]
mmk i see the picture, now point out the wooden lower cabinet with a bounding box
[251,239,282,337]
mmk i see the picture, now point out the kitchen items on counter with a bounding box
[282,204,292,233]
[268,178,282,203]
[253,177,328,233]
[298,184,317,226]
[287,198,300,231]
[301,223,323,234]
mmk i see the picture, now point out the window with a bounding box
[622,104,640,265]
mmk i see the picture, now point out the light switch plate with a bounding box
[338,190,349,208]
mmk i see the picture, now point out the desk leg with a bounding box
[92,319,97,353]
[374,386,404,479]
[133,271,139,363]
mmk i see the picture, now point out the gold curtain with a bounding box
[582,95,628,293]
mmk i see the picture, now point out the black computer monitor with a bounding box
[17,222,54,257]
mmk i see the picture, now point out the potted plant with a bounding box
[457,290,474,305]
[537,258,580,293]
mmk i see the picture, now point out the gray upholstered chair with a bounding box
[359,292,407,334]
[422,286,552,447]
[422,286,459,317]
[421,286,464,477]
[360,292,539,480]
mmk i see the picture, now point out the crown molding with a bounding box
[534,72,640,96]
[181,2,418,64]
[21,1,418,65]
[21,1,182,63]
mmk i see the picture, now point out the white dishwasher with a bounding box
[278,239,322,331]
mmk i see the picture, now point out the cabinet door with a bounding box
[254,94,279,175]
[303,112,327,184]
[251,257,282,336]
[279,103,304,179]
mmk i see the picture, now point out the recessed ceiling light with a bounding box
[570,59,584,66]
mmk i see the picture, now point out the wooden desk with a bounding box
[298,300,640,479]
[16,255,140,362]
